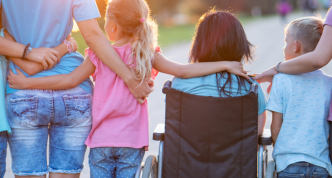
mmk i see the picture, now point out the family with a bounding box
[1,0,332,178]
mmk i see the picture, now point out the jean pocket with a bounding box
[278,172,305,178]
[10,96,38,126]
[123,147,145,167]
[89,148,106,165]
[313,171,330,178]
[63,94,92,125]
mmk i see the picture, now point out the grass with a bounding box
[72,16,258,55]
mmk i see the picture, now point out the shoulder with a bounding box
[85,48,100,64]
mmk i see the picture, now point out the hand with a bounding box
[26,47,60,70]
[126,77,154,104]
[225,61,249,80]
[254,66,278,93]
[66,35,78,52]
[7,69,28,89]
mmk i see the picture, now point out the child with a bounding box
[267,17,332,177]
[7,0,248,177]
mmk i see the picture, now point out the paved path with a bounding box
[4,11,331,177]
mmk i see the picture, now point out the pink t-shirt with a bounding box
[84,44,158,148]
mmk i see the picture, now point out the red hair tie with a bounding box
[140,18,145,23]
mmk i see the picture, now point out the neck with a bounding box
[113,36,132,47]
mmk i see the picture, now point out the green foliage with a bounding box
[72,24,196,55]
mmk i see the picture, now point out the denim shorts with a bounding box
[0,131,7,178]
[89,147,145,178]
[278,162,330,178]
[6,87,92,176]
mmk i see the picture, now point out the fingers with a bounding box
[41,60,48,71]
[50,48,61,61]
[45,56,55,70]
[49,53,58,65]
[136,97,145,104]
[16,68,24,75]
[253,74,263,83]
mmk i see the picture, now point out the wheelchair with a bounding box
[135,80,273,178]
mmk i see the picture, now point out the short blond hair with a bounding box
[285,16,323,53]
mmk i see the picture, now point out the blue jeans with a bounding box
[0,131,7,178]
[89,147,145,178]
[6,87,92,176]
[278,162,330,178]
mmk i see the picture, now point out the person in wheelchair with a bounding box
[138,10,271,178]
[172,10,267,138]
[267,17,332,177]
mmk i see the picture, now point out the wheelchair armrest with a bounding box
[258,129,272,145]
[153,124,165,141]
[162,80,172,94]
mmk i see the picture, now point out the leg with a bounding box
[49,87,92,178]
[6,90,50,177]
[89,148,116,178]
[115,147,145,178]
[0,132,7,178]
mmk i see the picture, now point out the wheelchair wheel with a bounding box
[142,155,158,178]
[265,160,276,178]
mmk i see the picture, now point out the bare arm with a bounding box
[258,111,267,136]
[77,19,152,103]
[7,35,76,76]
[153,52,249,79]
[254,25,332,85]
[271,111,283,146]
[8,56,95,90]
[1,31,60,69]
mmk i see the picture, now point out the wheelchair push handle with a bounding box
[162,80,172,94]
[249,83,258,98]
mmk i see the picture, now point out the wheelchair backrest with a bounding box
[162,80,258,178]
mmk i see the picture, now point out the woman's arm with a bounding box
[254,25,332,84]
[8,56,95,90]
[6,34,77,76]
[152,51,249,79]
[77,19,152,104]
[271,111,283,146]
[0,32,60,70]
[258,111,267,136]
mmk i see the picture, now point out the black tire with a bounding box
[142,155,158,178]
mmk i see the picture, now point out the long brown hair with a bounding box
[190,9,254,97]
[106,0,158,81]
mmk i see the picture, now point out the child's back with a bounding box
[267,71,332,174]
[267,16,332,177]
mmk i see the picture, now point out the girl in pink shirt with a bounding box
[7,0,249,177]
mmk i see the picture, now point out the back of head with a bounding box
[189,9,254,97]
[107,0,158,81]
[189,9,254,64]
[285,16,323,53]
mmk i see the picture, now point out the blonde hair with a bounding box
[106,0,158,81]
[285,16,323,53]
